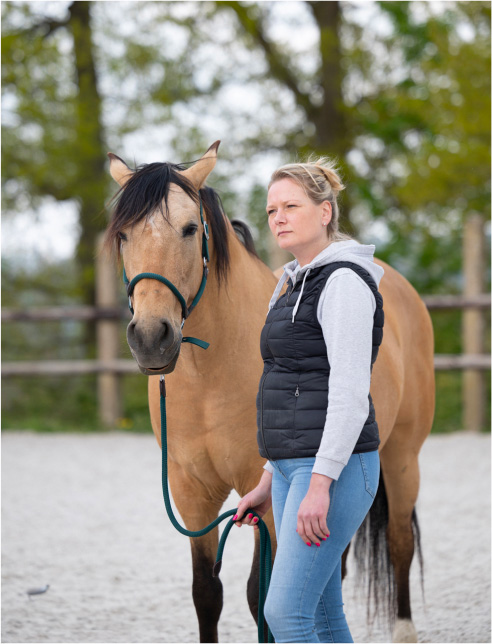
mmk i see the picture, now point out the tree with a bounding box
[2,1,106,307]
[2,1,490,431]
[211,1,490,290]
[344,1,491,292]
[3,2,490,289]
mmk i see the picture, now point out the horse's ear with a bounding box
[180,141,220,190]
[108,153,134,187]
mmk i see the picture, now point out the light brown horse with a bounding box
[106,142,434,643]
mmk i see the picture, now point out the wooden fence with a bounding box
[2,235,490,429]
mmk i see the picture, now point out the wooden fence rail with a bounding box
[2,294,490,323]
[422,294,491,310]
[2,232,490,428]
[1,360,138,377]
[1,306,129,322]
[2,354,490,378]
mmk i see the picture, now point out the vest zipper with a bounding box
[285,280,295,304]
[260,372,272,461]
[295,385,299,397]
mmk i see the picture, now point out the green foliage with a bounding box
[2,1,108,307]
[433,370,491,435]
[246,183,271,265]
[346,1,490,292]
[2,6,78,209]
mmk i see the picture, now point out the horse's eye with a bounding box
[118,231,127,242]
[183,224,198,237]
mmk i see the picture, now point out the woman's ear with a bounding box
[322,200,332,226]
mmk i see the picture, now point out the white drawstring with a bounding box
[291,268,311,323]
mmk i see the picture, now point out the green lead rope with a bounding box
[159,374,273,643]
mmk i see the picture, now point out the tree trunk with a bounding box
[306,1,354,236]
[69,1,107,309]
[307,1,347,156]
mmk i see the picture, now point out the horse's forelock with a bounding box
[105,162,196,254]
[105,162,232,285]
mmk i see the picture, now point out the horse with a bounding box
[105,141,435,643]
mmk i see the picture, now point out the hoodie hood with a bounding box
[268,240,385,318]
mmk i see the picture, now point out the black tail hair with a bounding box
[353,471,424,631]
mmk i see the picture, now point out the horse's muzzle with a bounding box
[126,317,182,375]
[134,353,180,376]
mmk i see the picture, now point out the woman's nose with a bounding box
[274,209,286,224]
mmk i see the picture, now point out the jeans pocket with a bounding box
[359,452,378,499]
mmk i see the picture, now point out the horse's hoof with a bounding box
[393,618,418,643]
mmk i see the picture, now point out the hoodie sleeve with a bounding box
[312,269,376,480]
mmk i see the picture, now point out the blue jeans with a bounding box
[264,452,380,643]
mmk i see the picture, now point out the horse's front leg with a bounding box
[190,533,223,643]
[169,461,230,643]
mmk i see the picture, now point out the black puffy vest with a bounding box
[256,261,384,461]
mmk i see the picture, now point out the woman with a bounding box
[234,158,384,643]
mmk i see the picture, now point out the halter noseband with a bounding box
[122,195,210,350]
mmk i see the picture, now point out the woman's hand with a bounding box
[234,471,272,531]
[297,473,332,546]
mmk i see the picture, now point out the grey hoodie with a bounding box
[263,240,385,480]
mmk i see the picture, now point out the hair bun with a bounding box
[313,158,345,196]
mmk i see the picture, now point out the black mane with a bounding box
[106,161,239,285]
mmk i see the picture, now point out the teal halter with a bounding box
[122,195,210,350]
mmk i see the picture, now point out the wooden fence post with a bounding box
[96,234,122,427]
[462,213,485,432]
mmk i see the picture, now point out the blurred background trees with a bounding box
[2,0,490,432]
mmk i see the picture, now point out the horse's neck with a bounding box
[180,227,277,361]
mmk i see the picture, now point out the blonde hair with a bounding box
[269,155,352,242]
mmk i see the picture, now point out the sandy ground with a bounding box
[2,431,490,644]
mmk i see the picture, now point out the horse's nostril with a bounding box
[127,320,136,338]
[159,321,173,353]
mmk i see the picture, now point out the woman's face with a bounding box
[266,178,332,266]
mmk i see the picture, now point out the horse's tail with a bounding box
[352,471,424,630]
